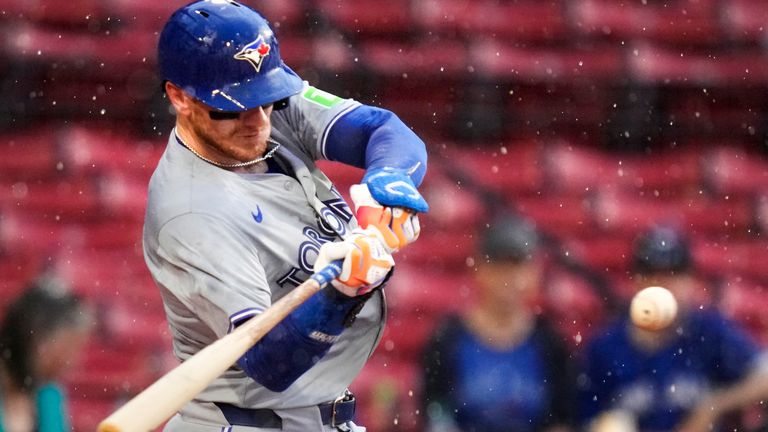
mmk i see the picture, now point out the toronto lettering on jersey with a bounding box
[277,198,353,288]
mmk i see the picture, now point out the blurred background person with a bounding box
[0,277,93,432]
[420,214,576,432]
[577,223,768,432]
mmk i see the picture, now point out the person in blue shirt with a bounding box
[577,224,768,432]
[420,214,576,432]
[0,278,92,432]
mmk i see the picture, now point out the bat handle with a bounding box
[310,259,343,287]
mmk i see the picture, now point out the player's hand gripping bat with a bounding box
[97,261,343,432]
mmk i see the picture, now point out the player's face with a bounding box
[476,259,542,309]
[187,97,275,163]
[167,83,275,164]
[35,324,92,381]
[634,272,702,311]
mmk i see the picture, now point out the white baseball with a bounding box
[630,286,678,331]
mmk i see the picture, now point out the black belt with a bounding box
[215,392,356,429]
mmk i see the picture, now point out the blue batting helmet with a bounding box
[480,213,540,263]
[158,0,304,111]
[631,224,692,274]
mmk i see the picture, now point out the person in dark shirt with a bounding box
[578,224,768,432]
[421,214,575,432]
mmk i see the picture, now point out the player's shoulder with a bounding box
[273,82,360,125]
[684,308,745,338]
[146,154,247,232]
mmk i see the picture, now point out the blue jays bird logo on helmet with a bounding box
[234,35,271,72]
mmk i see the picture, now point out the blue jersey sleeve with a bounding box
[576,321,628,426]
[578,338,612,424]
[699,311,760,383]
[236,287,362,392]
[324,105,427,187]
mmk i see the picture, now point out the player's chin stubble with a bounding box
[192,120,268,163]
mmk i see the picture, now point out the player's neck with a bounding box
[0,369,35,432]
[174,123,233,166]
[465,306,533,349]
[174,123,271,173]
[629,321,677,352]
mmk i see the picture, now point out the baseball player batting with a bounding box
[142,1,428,431]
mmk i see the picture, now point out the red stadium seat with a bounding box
[65,340,174,430]
[275,35,314,70]
[722,0,768,44]
[718,276,768,345]
[611,148,702,195]
[49,247,154,306]
[570,0,721,46]
[316,0,414,39]
[0,0,109,26]
[413,0,568,43]
[470,40,625,83]
[102,301,171,350]
[104,0,185,31]
[628,42,768,86]
[0,129,58,181]
[445,140,544,195]
[0,252,44,313]
[504,84,612,138]
[359,40,468,79]
[249,0,307,32]
[702,146,768,196]
[693,239,768,282]
[385,264,473,314]
[562,233,634,272]
[542,143,615,193]
[65,342,161,398]
[68,397,117,432]
[378,310,443,363]
[0,177,102,221]
[3,24,157,74]
[544,267,610,348]
[591,189,753,236]
[351,358,421,431]
[0,205,144,257]
[57,126,164,179]
[417,162,489,230]
[513,194,593,239]
[357,39,470,135]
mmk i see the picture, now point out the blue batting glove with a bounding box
[362,168,429,213]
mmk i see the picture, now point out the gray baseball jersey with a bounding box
[143,83,384,429]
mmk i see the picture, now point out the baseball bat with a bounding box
[97,261,343,432]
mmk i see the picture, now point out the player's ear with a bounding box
[165,82,194,116]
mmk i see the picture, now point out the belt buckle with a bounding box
[330,390,353,427]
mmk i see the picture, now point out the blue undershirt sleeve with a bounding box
[324,105,428,186]
[236,287,361,392]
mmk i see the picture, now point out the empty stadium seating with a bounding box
[413,0,568,43]
[570,0,722,46]
[722,0,768,45]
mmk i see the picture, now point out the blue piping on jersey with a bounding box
[323,105,428,186]
[228,307,264,332]
[236,287,360,392]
